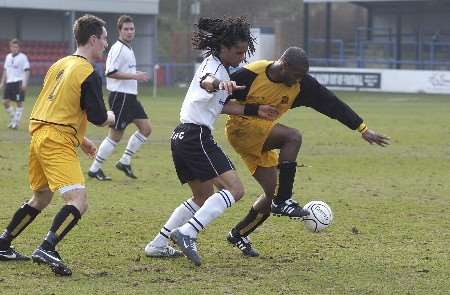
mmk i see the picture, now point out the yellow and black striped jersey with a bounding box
[229,60,363,130]
[30,55,108,145]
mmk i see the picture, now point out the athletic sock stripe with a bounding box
[134,133,147,142]
[163,226,170,232]
[125,149,135,155]
[217,191,229,207]
[188,221,200,233]
[183,202,196,215]
[221,195,230,208]
[96,155,105,161]
[95,157,104,163]
[106,137,117,146]
[159,231,169,239]
[183,201,197,213]
[221,190,233,205]
[218,190,231,208]
[192,217,205,229]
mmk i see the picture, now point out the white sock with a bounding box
[119,131,147,165]
[150,198,200,248]
[89,137,117,172]
[179,189,235,238]
[13,107,23,125]
[5,106,14,121]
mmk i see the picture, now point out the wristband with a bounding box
[243,104,259,116]
[357,123,368,133]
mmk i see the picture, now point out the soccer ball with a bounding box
[303,201,333,232]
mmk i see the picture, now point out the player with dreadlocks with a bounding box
[143,16,278,266]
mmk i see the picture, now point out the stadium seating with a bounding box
[0,39,68,77]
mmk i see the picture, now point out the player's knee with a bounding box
[29,188,53,210]
[72,197,88,215]
[286,128,302,146]
[28,197,50,211]
[63,189,88,215]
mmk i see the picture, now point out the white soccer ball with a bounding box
[303,200,333,232]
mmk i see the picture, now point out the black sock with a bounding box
[232,206,270,237]
[274,161,297,204]
[41,205,81,251]
[0,203,40,250]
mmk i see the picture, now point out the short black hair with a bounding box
[280,47,309,72]
[73,14,106,46]
[192,16,255,59]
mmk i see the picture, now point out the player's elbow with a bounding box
[89,114,109,126]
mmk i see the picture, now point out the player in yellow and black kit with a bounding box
[225,47,390,256]
[0,15,115,276]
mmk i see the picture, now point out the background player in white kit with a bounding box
[143,16,278,266]
[0,38,30,129]
[88,15,151,180]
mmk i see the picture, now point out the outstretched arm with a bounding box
[294,74,390,146]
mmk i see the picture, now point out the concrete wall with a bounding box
[0,9,68,41]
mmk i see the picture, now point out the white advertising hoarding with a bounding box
[309,67,450,94]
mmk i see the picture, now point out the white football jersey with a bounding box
[105,40,138,95]
[4,52,30,83]
[180,55,230,130]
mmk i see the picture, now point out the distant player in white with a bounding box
[88,15,151,180]
[0,38,30,129]
[143,17,278,265]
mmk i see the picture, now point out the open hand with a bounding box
[361,129,390,147]
[81,137,97,158]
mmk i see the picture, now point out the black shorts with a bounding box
[108,91,148,130]
[3,81,25,102]
[171,123,235,184]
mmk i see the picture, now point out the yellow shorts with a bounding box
[225,116,278,175]
[29,126,85,193]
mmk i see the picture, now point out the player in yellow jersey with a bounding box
[225,47,390,256]
[0,15,115,276]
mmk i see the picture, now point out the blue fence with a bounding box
[307,27,450,70]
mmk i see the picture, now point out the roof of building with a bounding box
[0,0,159,15]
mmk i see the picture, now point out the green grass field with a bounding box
[0,86,449,294]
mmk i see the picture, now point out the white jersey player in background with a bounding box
[0,38,30,129]
[143,16,278,266]
[88,15,151,180]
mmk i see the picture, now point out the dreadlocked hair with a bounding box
[192,16,256,59]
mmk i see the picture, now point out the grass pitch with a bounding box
[0,86,449,294]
